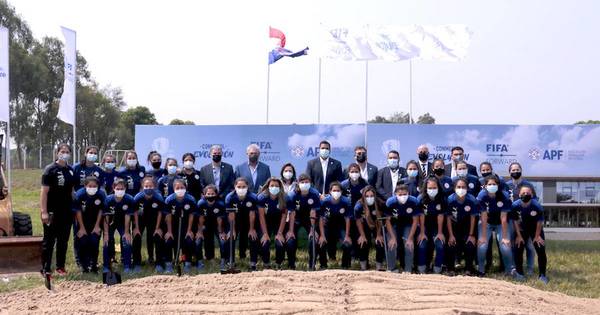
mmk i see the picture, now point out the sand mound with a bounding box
[1,270,599,314]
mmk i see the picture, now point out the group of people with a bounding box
[40,141,548,284]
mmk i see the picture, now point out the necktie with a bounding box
[422,164,427,177]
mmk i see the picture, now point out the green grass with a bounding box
[1,169,599,298]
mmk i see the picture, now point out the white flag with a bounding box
[0,26,9,122]
[315,24,472,62]
[58,27,76,125]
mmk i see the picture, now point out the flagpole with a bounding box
[0,25,10,191]
[409,59,413,124]
[266,64,270,124]
[364,60,369,148]
[317,58,322,124]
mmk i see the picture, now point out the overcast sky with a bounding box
[8,0,600,125]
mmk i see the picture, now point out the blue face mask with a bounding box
[407,169,418,178]
[486,184,498,194]
[319,149,330,159]
[104,162,115,170]
[387,158,399,168]
[167,165,178,175]
[144,188,155,196]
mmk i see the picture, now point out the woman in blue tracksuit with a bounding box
[318,182,353,269]
[157,158,180,198]
[146,151,167,180]
[73,176,105,273]
[225,177,259,270]
[476,176,523,279]
[512,185,549,284]
[385,184,423,273]
[101,153,117,195]
[256,177,295,269]
[452,161,481,197]
[354,186,388,271]
[133,176,165,268]
[478,162,508,192]
[400,160,421,197]
[432,158,453,197]
[103,179,136,273]
[164,179,198,273]
[117,150,146,197]
[417,177,447,274]
[341,163,368,208]
[197,185,231,271]
[288,174,321,270]
[506,162,537,275]
[445,178,480,276]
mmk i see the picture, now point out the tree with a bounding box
[115,106,159,149]
[575,120,600,124]
[368,112,435,124]
[169,119,195,125]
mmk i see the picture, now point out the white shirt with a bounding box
[359,164,369,182]
[390,168,399,192]
[320,157,329,193]
[451,164,457,178]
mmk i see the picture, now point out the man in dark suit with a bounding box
[376,150,407,203]
[416,144,433,180]
[444,146,478,177]
[199,145,236,199]
[305,140,343,195]
[343,146,378,187]
[235,144,271,194]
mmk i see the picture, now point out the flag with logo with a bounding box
[58,27,77,125]
[0,26,9,122]
[268,26,308,64]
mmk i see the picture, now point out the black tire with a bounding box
[13,211,33,236]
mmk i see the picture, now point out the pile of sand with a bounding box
[1,270,599,314]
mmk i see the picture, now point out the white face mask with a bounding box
[455,188,467,197]
[236,188,248,197]
[299,183,310,192]
[349,172,360,181]
[365,196,375,206]
[126,159,137,167]
[114,189,126,198]
[407,169,419,178]
[86,153,98,163]
[427,188,438,198]
[167,165,178,175]
[331,191,342,200]
[283,171,293,180]
[387,158,399,168]
[183,161,194,169]
[397,195,409,204]
[104,162,115,170]
[175,189,186,197]
[457,169,468,177]
[58,153,70,162]
[86,187,98,196]
[268,186,280,195]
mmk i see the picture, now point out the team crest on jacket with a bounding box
[94,199,101,205]
[468,183,474,189]
[139,172,144,178]
[406,208,413,214]
[530,210,537,217]
[213,208,219,214]
[340,208,345,214]
[246,201,252,207]
[436,204,442,211]
[123,205,129,211]
[93,171,100,177]
[465,205,471,212]
[497,201,504,208]
[444,183,450,189]
[307,198,314,205]
[152,203,158,208]
[184,204,191,210]
[195,174,200,180]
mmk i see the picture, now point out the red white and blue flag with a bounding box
[268,26,308,64]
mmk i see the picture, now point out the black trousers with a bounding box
[41,213,72,273]
[203,216,218,260]
[515,228,547,276]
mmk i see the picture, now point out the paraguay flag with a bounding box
[269,26,308,64]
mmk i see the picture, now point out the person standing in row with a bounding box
[305,140,343,196]
[102,154,117,195]
[416,145,433,179]
[417,177,447,274]
[200,145,235,200]
[225,177,259,268]
[157,158,180,198]
[288,174,321,270]
[164,179,198,273]
[146,151,167,180]
[235,144,271,194]
[196,185,226,264]
[117,150,146,197]
[41,143,76,276]
[445,146,478,178]
[280,163,298,194]
[318,182,353,269]
[133,176,165,266]
[103,179,137,273]
[72,176,105,273]
[376,150,407,203]
[344,146,378,187]
[180,153,203,201]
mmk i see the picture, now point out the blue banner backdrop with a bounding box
[135,124,600,177]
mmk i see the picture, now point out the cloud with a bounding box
[287,124,365,149]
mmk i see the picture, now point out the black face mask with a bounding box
[206,196,217,202]
[356,154,367,163]
[151,161,162,169]
[511,172,522,180]
[212,155,222,163]
[520,194,532,203]
[433,168,445,176]
[418,152,429,162]
[249,156,259,163]
[481,171,492,178]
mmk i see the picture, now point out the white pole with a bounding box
[409,59,413,124]
[364,60,369,148]
[6,121,10,192]
[317,58,322,124]
[266,64,270,124]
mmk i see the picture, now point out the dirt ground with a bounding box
[1,270,599,315]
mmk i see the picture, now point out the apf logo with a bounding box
[291,146,304,158]
[529,147,563,160]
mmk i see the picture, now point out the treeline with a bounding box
[0,1,171,168]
